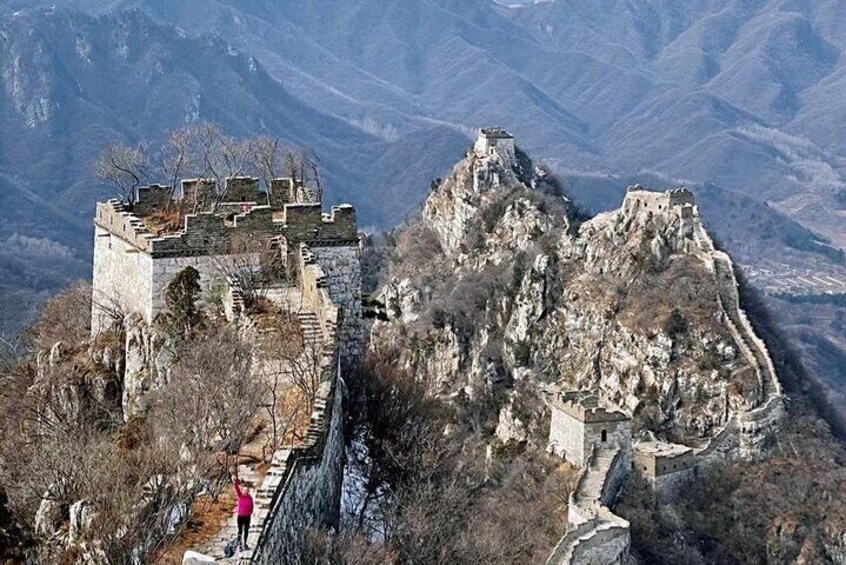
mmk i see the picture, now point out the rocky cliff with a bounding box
[371,142,768,446]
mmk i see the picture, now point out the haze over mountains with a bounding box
[0,2,843,398]
[66,0,844,246]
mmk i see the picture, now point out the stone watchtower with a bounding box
[633,440,697,495]
[91,176,363,366]
[473,126,516,164]
[546,390,632,468]
[623,185,699,220]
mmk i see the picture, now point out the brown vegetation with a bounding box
[0,279,293,563]
[617,412,846,564]
[20,282,92,352]
[306,352,573,564]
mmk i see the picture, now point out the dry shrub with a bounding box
[338,353,572,564]
[619,256,721,334]
[143,209,182,236]
[21,282,92,351]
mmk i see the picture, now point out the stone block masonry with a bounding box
[309,244,363,366]
[246,372,345,564]
[91,173,362,564]
[92,183,361,340]
[91,224,153,333]
[546,391,631,469]
[91,220,259,332]
[283,204,358,245]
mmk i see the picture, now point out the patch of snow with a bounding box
[75,36,92,64]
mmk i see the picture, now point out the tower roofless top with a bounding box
[479,126,513,138]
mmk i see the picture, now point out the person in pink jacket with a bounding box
[232,475,254,550]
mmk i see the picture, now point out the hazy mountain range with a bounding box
[0,1,843,400]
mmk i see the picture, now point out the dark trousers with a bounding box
[237,515,251,546]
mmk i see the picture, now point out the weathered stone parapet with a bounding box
[283,203,358,245]
[546,389,631,469]
[94,198,282,258]
[95,191,357,261]
[633,441,695,479]
[225,177,262,202]
[549,495,631,565]
[623,186,698,221]
[633,440,698,497]
[93,193,360,338]
[94,200,156,253]
[474,126,516,165]
[551,391,631,424]
[134,185,172,216]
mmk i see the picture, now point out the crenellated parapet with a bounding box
[92,178,360,341]
[95,198,280,258]
[297,243,340,345]
[283,203,358,245]
[94,199,157,253]
[246,366,345,564]
[550,391,631,425]
[474,126,516,165]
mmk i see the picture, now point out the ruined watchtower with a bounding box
[623,185,699,220]
[91,176,363,365]
[474,126,516,164]
[545,390,632,468]
[633,440,697,495]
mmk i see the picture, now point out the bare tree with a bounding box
[252,136,285,189]
[194,124,255,211]
[214,232,289,312]
[97,125,324,212]
[283,146,322,202]
[149,326,265,498]
[286,337,328,414]
[155,127,198,210]
[256,308,307,456]
[0,362,190,565]
[96,143,150,203]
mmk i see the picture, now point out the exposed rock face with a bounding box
[123,314,169,420]
[34,485,66,538]
[371,142,773,446]
[31,334,124,427]
[68,499,95,544]
[495,392,529,444]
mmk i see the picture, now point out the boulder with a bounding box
[34,487,65,538]
[68,499,95,543]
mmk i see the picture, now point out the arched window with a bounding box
[601,429,607,442]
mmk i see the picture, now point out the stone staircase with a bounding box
[689,222,783,458]
[551,509,630,565]
[691,222,780,407]
[549,447,630,564]
[297,311,322,343]
[186,297,335,563]
[195,463,262,562]
[575,448,617,507]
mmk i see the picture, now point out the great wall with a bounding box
[543,186,785,565]
[86,129,786,564]
[90,176,361,563]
